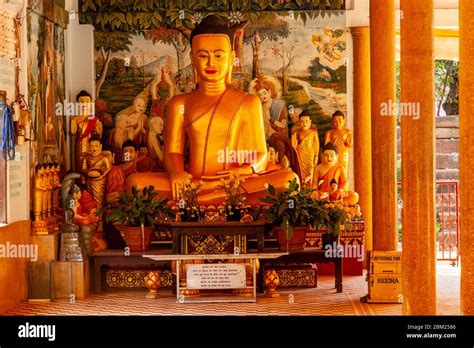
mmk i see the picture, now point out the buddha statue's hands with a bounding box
[216,164,254,178]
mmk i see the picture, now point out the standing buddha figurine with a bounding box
[82,135,112,210]
[324,110,352,177]
[32,164,49,234]
[51,163,62,216]
[71,90,103,172]
[291,111,320,187]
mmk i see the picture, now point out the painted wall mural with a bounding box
[27,1,68,166]
[80,0,347,181]
[92,15,347,165]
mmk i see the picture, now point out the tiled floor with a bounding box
[5,261,459,316]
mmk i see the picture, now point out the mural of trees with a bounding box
[95,31,132,96]
[79,0,345,32]
[243,18,289,79]
[143,30,189,74]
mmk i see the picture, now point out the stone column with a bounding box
[400,0,436,315]
[351,27,373,257]
[369,0,398,251]
[459,0,474,315]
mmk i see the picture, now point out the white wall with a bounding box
[64,0,95,170]
[0,0,31,223]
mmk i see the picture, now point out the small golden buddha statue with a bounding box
[291,111,320,187]
[126,15,296,205]
[312,142,358,205]
[82,135,112,209]
[51,163,62,216]
[324,110,352,176]
[32,164,50,234]
[42,164,54,219]
[265,146,290,172]
[33,164,48,222]
[71,90,103,172]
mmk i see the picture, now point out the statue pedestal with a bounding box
[31,231,60,261]
[51,260,89,300]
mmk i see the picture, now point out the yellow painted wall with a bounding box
[0,220,31,314]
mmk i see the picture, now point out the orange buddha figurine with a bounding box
[324,110,353,176]
[291,111,320,187]
[82,135,112,210]
[126,15,296,204]
[312,142,358,205]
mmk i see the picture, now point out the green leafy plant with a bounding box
[102,185,175,228]
[260,178,326,241]
[321,202,353,238]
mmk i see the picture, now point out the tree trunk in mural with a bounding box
[170,34,188,75]
[233,28,244,89]
[96,48,112,98]
[252,33,261,79]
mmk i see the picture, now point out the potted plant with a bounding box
[216,173,248,221]
[321,202,354,248]
[103,185,175,251]
[175,174,204,222]
[261,178,325,251]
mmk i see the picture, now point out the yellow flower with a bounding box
[290,191,297,197]
[190,183,197,190]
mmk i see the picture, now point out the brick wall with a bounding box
[397,116,459,182]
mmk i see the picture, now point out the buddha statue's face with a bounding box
[123,146,136,162]
[330,183,338,191]
[267,147,278,164]
[323,150,337,165]
[78,96,93,116]
[332,115,345,130]
[299,116,312,131]
[191,35,234,83]
[37,167,45,176]
[138,147,148,157]
[89,140,102,156]
[133,98,146,114]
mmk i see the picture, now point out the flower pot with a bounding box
[122,226,153,252]
[225,206,242,222]
[321,232,340,249]
[180,209,199,222]
[274,226,309,252]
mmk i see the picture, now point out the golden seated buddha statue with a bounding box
[126,15,297,205]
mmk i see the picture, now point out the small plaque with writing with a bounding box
[186,263,246,290]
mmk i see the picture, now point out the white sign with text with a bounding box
[186,263,246,289]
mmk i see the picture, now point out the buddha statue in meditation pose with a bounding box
[126,15,296,205]
[312,142,358,205]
